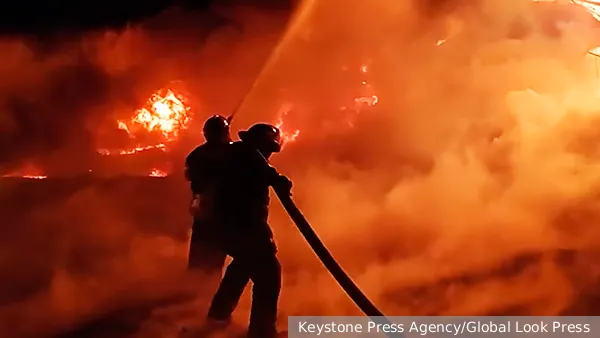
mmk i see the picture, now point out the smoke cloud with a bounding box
[3,0,600,336]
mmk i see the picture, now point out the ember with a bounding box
[338,63,380,127]
[435,16,464,47]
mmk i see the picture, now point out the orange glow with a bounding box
[335,63,380,128]
[436,16,465,47]
[120,88,191,140]
[2,164,47,179]
[276,62,381,135]
[11,0,600,331]
[149,168,168,177]
[355,63,378,108]
[574,0,600,22]
[439,2,600,56]
[97,144,167,156]
[354,95,379,107]
[274,104,300,148]
[18,175,47,180]
[98,87,191,156]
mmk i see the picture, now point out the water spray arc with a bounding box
[227,0,317,124]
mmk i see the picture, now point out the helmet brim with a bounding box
[239,130,281,153]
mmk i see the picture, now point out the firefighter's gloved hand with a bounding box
[273,175,293,196]
[189,195,201,217]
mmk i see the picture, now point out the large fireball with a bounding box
[97,87,192,156]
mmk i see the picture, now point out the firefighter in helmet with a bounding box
[184,115,232,276]
[207,123,292,338]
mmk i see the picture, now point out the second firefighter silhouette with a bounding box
[208,123,292,338]
[185,115,231,274]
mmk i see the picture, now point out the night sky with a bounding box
[0,0,294,35]
[0,0,295,169]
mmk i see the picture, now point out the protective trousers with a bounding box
[207,232,281,338]
[188,219,227,279]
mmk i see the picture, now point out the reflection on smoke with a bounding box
[5,0,600,336]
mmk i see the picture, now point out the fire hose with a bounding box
[275,189,404,338]
[273,187,403,338]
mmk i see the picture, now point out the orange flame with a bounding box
[119,88,191,140]
[98,87,191,155]
[149,168,168,177]
[337,63,380,127]
[19,175,47,180]
[97,144,167,156]
[354,63,378,109]
[273,62,379,141]
[354,95,379,107]
[2,163,47,179]
[274,105,300,148]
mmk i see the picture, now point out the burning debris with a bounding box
[97,87,192,156]
[2,163,47,179]
[354,95,379,106]
[1,85,190,178]
[340,63,379,128]
[273,61,381,141]
[2,65,380,179]
[275,104,301,147]
[149,168,168,177]
[118,88,192,141]
[2,174,47,180]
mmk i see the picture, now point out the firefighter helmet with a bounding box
[238,123,282,153]
[203,115,230,142]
